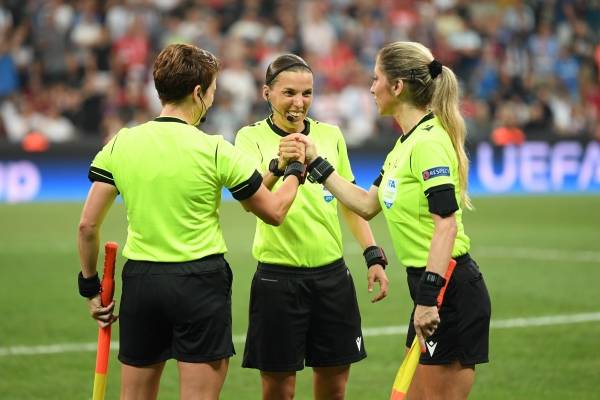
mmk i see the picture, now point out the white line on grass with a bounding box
[342,243,600,264]
[2,312,600,357]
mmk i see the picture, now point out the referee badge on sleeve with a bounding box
[382,178,398,209]
[323,186,334,203]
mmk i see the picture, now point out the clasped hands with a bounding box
[277,133,317,170]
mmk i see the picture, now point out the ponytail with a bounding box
[431,66,472,209]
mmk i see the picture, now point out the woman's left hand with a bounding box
[413,304,440,350]
[367,265,388,303]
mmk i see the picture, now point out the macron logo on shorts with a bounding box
[356,336,362,351]
[426,340,438,357]
[422,166,450,181]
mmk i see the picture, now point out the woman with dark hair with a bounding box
[289,41,491,400]
[235,54,389,400]
[77,44,304,400]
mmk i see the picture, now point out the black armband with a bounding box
[372,169,384,187]
[268,158,285,177]
[283,161,306,183]
[307,156,335,184]
[363,246,388,269]
[415,271,446,306]
[230,170,263,201]
[78,271,101,298]
[425,184,458,217]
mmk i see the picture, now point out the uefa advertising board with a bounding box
[0,140,599,203]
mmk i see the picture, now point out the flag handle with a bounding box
[92,242,118,400]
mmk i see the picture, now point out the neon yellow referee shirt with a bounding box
[89,117,261,262]
[235,116,354,267]
[376,113,470,267]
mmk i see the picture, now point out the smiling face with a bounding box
[264,70,313,132]
[370,60,399,117]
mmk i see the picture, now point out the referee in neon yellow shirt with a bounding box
[77,44,304,400]
[235,54,389,399]
[288,42,491,400]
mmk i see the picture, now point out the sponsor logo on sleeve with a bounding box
[422,166,450,181]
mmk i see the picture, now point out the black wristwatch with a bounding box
[422,271,446,287]
[268,158,285,177]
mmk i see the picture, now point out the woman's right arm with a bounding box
[78,181,119,328]
[323,174,381,220]
[282,133,381,220]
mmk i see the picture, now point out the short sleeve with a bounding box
[217,137,263,200]
[88,133,120,186]
[411,139,454,193]
[234,128,263,172]
[334,129,354,182]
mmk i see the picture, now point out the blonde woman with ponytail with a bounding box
[282,41,491,399]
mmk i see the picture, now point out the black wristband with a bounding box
[415,271,446,306]
[283,161,306,183]
[268,158,285,177]
[307,156,335,184]
[78,271,101,298]
[363,246,387,269]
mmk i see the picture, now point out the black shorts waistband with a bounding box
[406,253,471,275]
[257,258,346,276]
[124,254,226,275]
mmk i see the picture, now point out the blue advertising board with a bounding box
[0,140,599,203]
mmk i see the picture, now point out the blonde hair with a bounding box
[378,42,472,209]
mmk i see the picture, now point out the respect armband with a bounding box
[363,246,387,269]
[307,157,335,184]
[78,271,101,298]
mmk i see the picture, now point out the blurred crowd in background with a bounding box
[0,0,599,148]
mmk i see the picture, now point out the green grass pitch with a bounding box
[0,196,599,399]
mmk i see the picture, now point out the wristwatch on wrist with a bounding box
[268,158,285,177]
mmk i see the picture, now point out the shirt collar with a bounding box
[400,112,434,143]
[154,116,189,125]
[266,115,311,137]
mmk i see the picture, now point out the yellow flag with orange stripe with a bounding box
[92,242,118,400]
[389,259,457,400]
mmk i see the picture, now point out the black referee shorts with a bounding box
[118,254,235,366]
[242,259,367,372]
[405,254,491,366]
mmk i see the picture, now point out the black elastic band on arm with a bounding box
[363,246,388,269]
[416,271,446,306]
[307,156,335,184]
[424,184,458,217]
[78,272,101,298]
[283,161,306,183]
[372,169,384,187]
[229,170,263,201]
[88,167,115,186]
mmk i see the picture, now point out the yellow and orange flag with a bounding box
[92,242,118,400]
[390,259,457,400]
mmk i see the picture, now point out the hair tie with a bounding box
[428,59,443,79]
